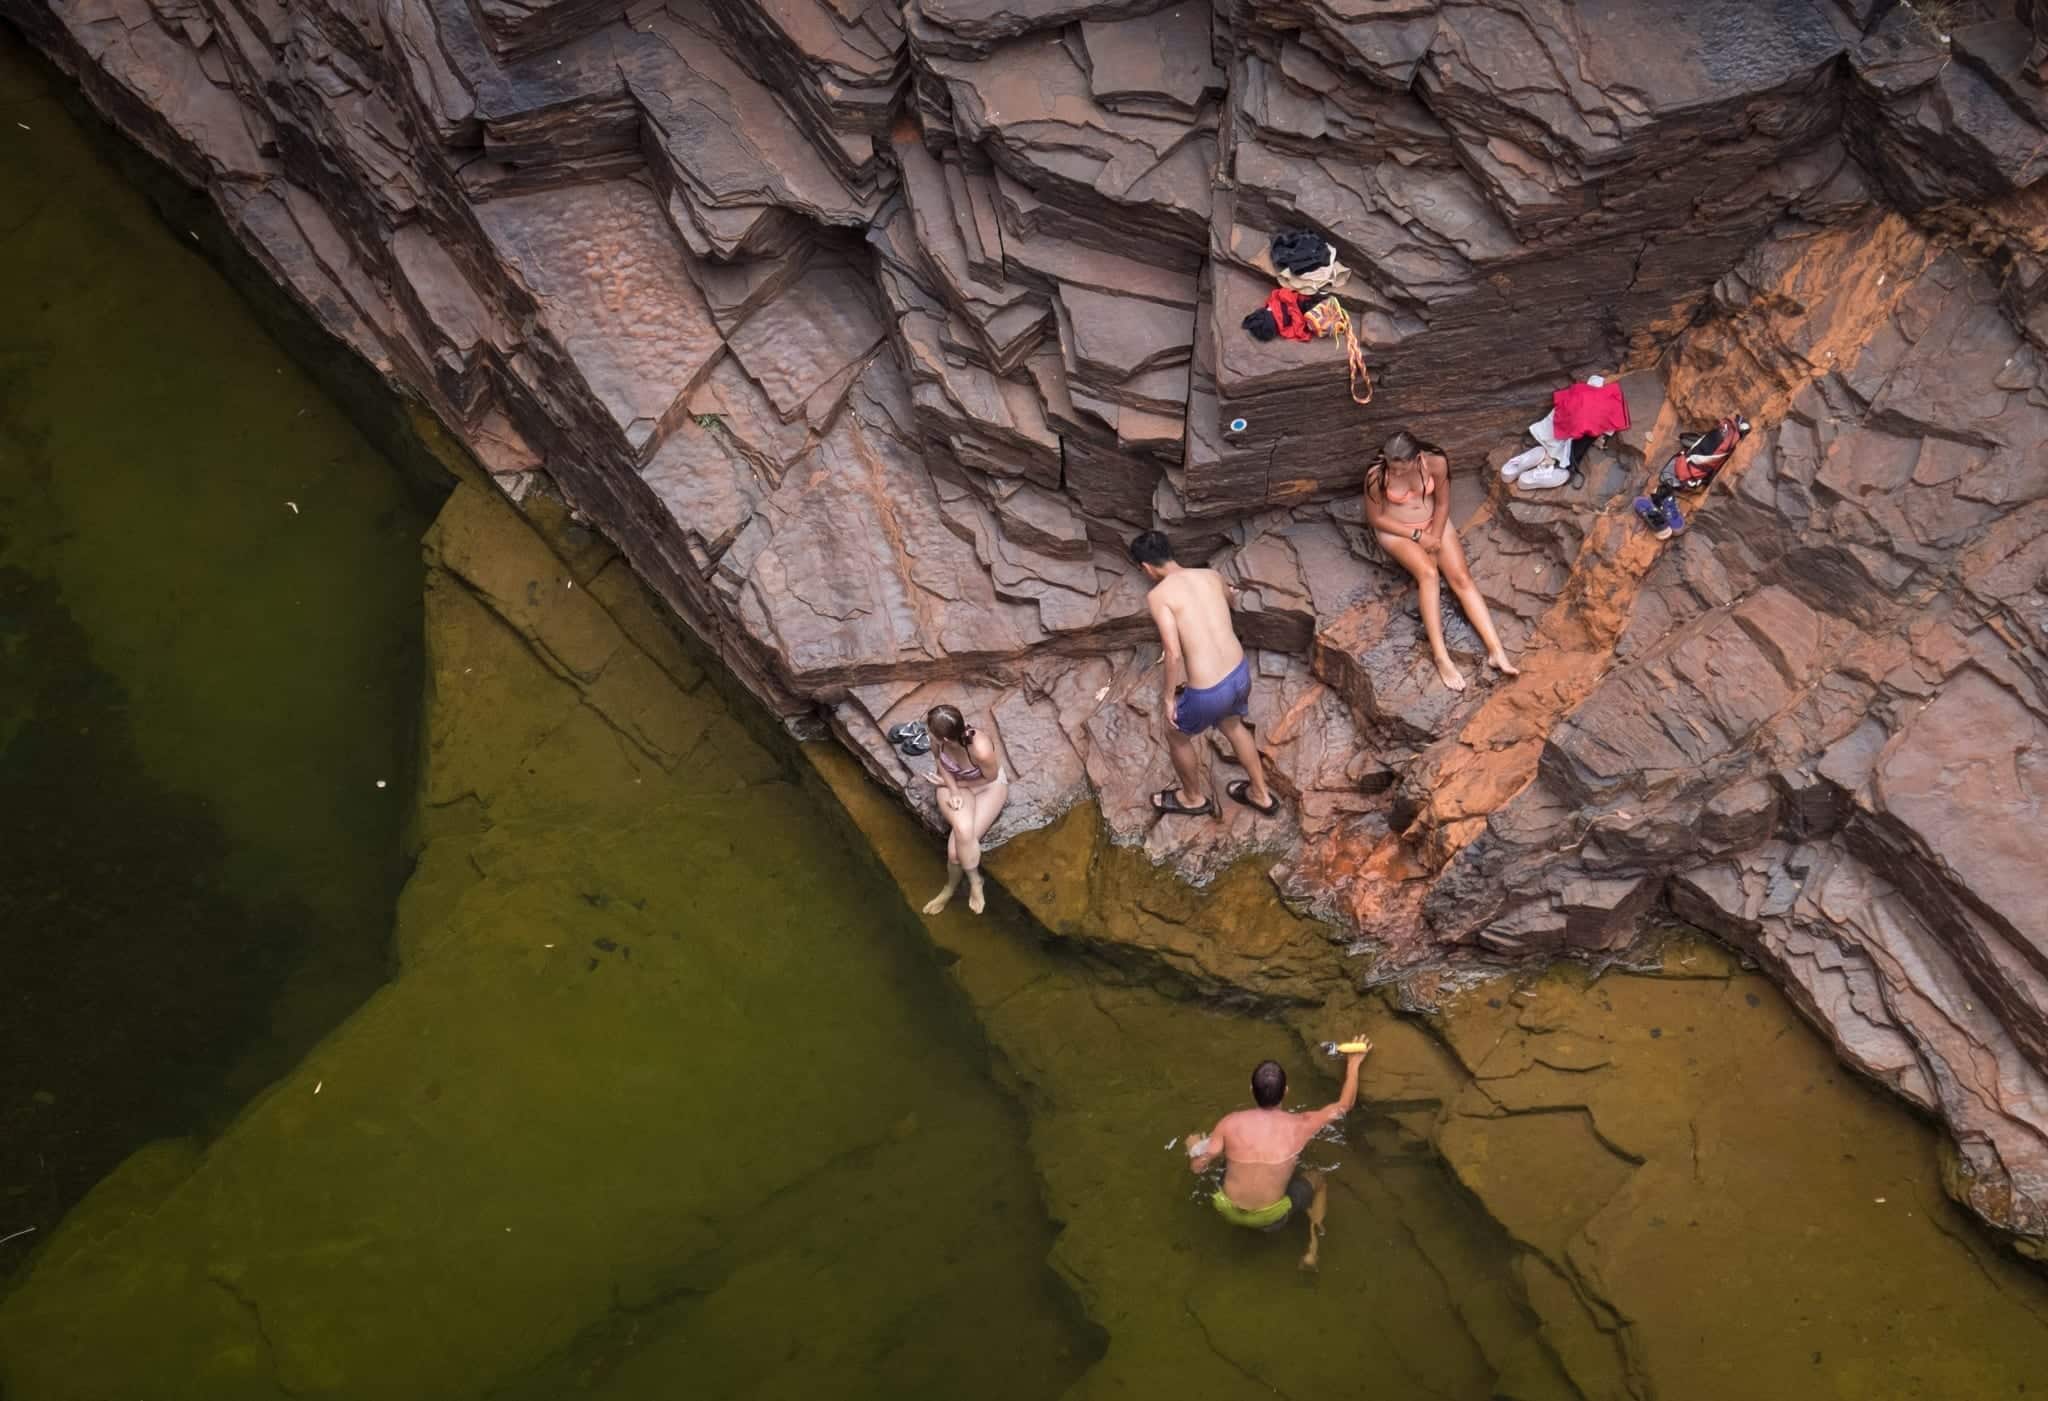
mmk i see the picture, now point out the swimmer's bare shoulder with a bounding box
[1213,1108,1254,1140]
[1187,1110,1247,1171]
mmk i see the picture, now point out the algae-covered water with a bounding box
[6,18,2048,1401]
[0,27,437,1260]
[0,29,1089,1400]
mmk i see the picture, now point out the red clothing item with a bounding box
[1267,288,1313,342]
[1552,380,1630,439]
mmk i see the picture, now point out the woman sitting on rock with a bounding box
[916,704,1009,916]
[1361,430,1519,693]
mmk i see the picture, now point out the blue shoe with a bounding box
[1633,496,1661,529]
[1661,500,1685,537]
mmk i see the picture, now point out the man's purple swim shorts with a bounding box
[1172,656,1252,735]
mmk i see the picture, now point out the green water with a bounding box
[0,27,436,1261]
[7,18,2048,1401]
[0,31,1090,1398]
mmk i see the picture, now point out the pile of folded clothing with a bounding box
[1500,375,1629,490]
[1239,231,1371,405]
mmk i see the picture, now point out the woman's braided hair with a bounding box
[1364,430,1444,501]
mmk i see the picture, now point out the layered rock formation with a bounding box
[827,751,2048,1401]
[8,0,2048,1241]
[0,479,1095,1399]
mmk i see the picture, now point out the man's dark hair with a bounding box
[1128,530,1174,567]
[1251,1060,1287,1108]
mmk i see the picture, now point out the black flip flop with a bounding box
[1227,779,1281,816]
[887,720,931,756]
[1152,785,1216,818]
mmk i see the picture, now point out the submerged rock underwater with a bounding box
[5,0,2048,1249]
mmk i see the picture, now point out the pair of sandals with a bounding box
[1153,779,1280,819]
[886,720,931,756]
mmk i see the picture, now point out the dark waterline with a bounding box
[8,18,2048,1401]
[0,33,1095,1400]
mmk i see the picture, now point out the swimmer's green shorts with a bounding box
[1211,1176,1314,1231]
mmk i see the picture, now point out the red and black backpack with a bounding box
[1670,416,1750,490]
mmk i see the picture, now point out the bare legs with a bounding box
[1438,530,1518,678]
[923,780,1008,915]
[963,782,1006,912]
[1160,708,1271,813]
[1216,715,1272,808]
[922,842,963,915]
[1375,529,1518,692]
[1164,724,1207,811]
[1300,1173,1328,1271]
[1377,531,1464,691]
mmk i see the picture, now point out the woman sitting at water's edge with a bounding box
[1361,430,1519,693]
[916,704,1010,916]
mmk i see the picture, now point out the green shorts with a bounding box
[1211,1176,1315,1231]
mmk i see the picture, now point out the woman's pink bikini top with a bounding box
[1382,466,1436,505]
[937,743,984,783]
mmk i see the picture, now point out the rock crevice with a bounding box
[9,0,2048,1240]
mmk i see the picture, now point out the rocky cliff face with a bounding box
[8,0,2047,1243]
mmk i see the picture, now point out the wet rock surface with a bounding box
[0,479,1093,1400]
[1410,938,2048,1400]
[10,0,2048,1240]
[822,757,2048,1401]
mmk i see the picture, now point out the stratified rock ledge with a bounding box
[7,0,2046,1245]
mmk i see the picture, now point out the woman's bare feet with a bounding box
[1434,655,1468,692]
[923,863,962,915]
[966,871,986,915]
[1487,650,1521,677]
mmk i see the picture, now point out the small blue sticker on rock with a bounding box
[1229,417,1247,433]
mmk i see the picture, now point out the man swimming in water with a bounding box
[1187,1041,1368,1270]
[1128,530,1278,818]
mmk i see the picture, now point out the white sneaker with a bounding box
[1501,446,1550,481]
[1517,462,1571,490]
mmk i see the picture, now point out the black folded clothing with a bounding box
[1270,229,1334,276]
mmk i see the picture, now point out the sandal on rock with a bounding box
[1227,779,1281,816]
[887,720,931,756]
[1152,786,1216,818]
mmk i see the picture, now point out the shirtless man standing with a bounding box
[1187,1042,1369,1270]
[1128,531,1278,818]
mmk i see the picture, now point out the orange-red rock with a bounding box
[12,0,2048,1245]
